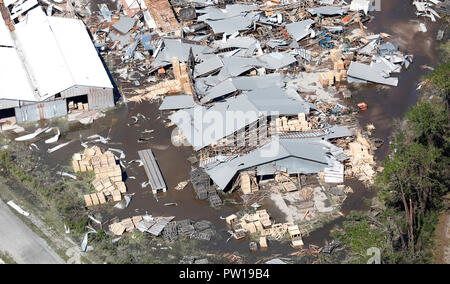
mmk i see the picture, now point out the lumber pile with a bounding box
[275,172,298,192]
[275,113,311,133]
[227,210,274,239]
[72,146,126,207]
[345,133,376,183]
[239,172,259,195]
[128,57,192,103]
[68,101,89,113]
[109,215,144,236]
[288,224,304,248]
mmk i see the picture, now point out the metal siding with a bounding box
[0,99,20,110]
[15,104,40,123]
[88,89,114,110]
[43,99,67,119]
[15,99,67,123]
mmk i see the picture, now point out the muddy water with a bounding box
[23,0,442,262]
[302,0,441,247]
[350,0,440,161]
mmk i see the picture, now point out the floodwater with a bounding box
[17,0,442,262]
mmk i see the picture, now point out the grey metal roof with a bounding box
[326,125,353,139]
[194,55,223,78]
[216,53,296,81]
[169,87,311,150]
[307,6,347,16]
[198,73,285,103]
[112,16,136,34]
[286,20,315,41]
[146,217,175,236]
[205,137,339,190]
[256,156,330,176]
[197,5,260,35]
[138,149,167,193]
[201,11,261,35]
[257,53,297,69]
[347,61,399,86]
[200,78,237,103]
[151,39,214,69]
[159,95,195,110]
[213,37,259,50]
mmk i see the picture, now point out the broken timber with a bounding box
[138,149,167,194]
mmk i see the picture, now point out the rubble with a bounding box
[1,0,429,263]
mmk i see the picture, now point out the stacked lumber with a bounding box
[275,113,311,133]
[227,209,276,239]
[319,70,347,87]
[68,101,89,113]
[239,172,259,195]
[73,146,126,207]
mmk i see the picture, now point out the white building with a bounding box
[0,3,115,123]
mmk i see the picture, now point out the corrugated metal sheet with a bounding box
[61,85,114,110]
[61,85,112,99]
[88,89,114,110]
[138,149,167,194]
[15,99,67,123]
[205,138,341,190]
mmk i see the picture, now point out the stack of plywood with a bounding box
[73,147,126,207]
[84,192,107,207]
[345,133,376,183]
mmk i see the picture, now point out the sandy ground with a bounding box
[0,198,64,264]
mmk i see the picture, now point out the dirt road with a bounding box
[0,198,64,264]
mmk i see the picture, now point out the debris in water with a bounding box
[174,180,189,191]
[15,127,49,142]
[45,127,60,144]
[48,141,71,153]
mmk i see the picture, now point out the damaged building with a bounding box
[0,2,115,124]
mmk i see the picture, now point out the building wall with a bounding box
[61,86,114,110]
[15,99,68,124]
[12,85,115,123]
[0,99,20,110]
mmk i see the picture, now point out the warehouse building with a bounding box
[0,4,115,124]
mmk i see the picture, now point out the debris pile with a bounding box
[190,168,222,207]
[108,215,216,242]
[109,214,175,236]
[226,209,303,247]
[412,0,443,22]
[344,132,377,183]
[72,146,127,206]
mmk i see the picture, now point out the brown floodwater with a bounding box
[16,0,442,262]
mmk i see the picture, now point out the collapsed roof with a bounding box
[169,86,311,150]
[204,137,347,190]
